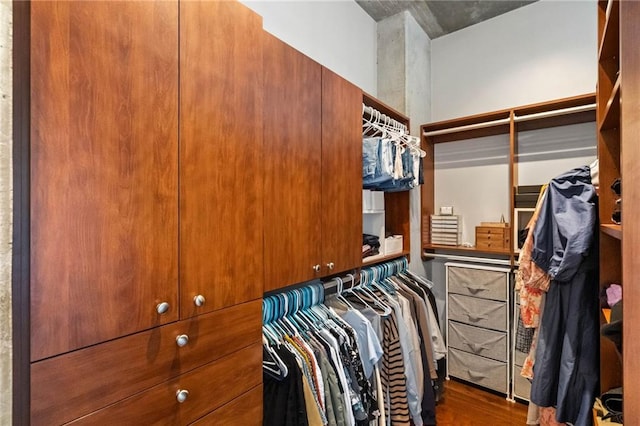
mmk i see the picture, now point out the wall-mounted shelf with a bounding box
[599,77,620,132]
[362,93,412,263]
[420,93,596,265]
[363,250,410,266]
[600,224,621,240]
[423,244,511,257]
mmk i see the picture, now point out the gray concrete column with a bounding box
[377,11,431,278]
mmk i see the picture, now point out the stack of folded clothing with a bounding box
[362,233,380,258]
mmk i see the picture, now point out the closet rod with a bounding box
[513,103,596,123]
[323,273,357,295]
[422,103,596,138]
[422,117,511,137]
[363,104,407,132]
[422,251,511,266]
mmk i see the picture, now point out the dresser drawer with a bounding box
[448,347,507,394]
[514,348,528,366]
[448,293,508,331]
[513,367,532,400]
[68,343,262,425]
[31,300,262,425]
[192,385,262,425]
[448,321,507,362]
[448,266,508,301]
[475,226,508,236]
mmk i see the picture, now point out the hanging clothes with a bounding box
[263,260,443,426]
[527,166,600,426]
[361,104,425,192]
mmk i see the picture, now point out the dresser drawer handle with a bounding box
[468,343,485,353]
[465,284,486,295]
[467,313,488,322]
[194,294,206,307]
[156,302,170,315]
[176,389,189,403]
[467,370,488,381]
[176,334,189,347]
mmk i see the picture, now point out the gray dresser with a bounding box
[446,263,511,395]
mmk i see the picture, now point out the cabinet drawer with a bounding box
[513,367,532,400]
[448,321,507,362]
[31,300,261,425]
[192,385,262,425]
[448,266,508,301]
[448,293,508,331]
[514,348,528,366]
[448,347,507,394]
[476,240,508,251]
[68,343,262,425]
[475,226,507,235]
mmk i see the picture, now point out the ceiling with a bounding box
[356,0,537,39]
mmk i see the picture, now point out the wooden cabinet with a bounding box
[263,35,362,291]
[596,0,640,420]
[180,0,264,316]
[191,386,263,426]
[619,2,640,419]
[263,34,322,290]
[66,343,262,425]
[30,0,180,362]
[31,301,261,425]
[320,68,364,276]
[26,0,265,423]
[597,0,623,399]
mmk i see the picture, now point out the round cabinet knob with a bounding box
[313,264,321,273]
[176,389,189,403]
[156,302,170,315]
[193,295,206,307]
[176,334,189,347]
[327,262,335,270]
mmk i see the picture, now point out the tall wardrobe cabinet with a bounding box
[26,1,263,424]
[263,35,362,292]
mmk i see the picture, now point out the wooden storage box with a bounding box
[475,226,510,251]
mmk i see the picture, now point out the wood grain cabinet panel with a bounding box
[263,34,323,291]
[30,0,180,362]
[263,38,364,291]
[67,343,263,426]
[31,300,261,426]
[179,0,264,316]
[321,68,363,276]
[191,385,263,425]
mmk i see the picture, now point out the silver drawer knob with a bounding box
[176,389,189,403]
[156,302,170,315]
[313,264,321,273]
[327,262,335,270]
[193,295,206,307]
[176,334,189,347]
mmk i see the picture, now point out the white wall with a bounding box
[435,135,511,245]
[431,0,597,121]
[241,0,377,95]
[430,0,597,247]
[518,122,597,185]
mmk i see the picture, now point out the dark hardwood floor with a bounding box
[436,379,529,425]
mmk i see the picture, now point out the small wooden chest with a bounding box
[475,226,511,251]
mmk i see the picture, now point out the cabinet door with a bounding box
[263,34,322,291]
[180,1,264,316]
[30,1,179,361]
[321,68,363,275]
